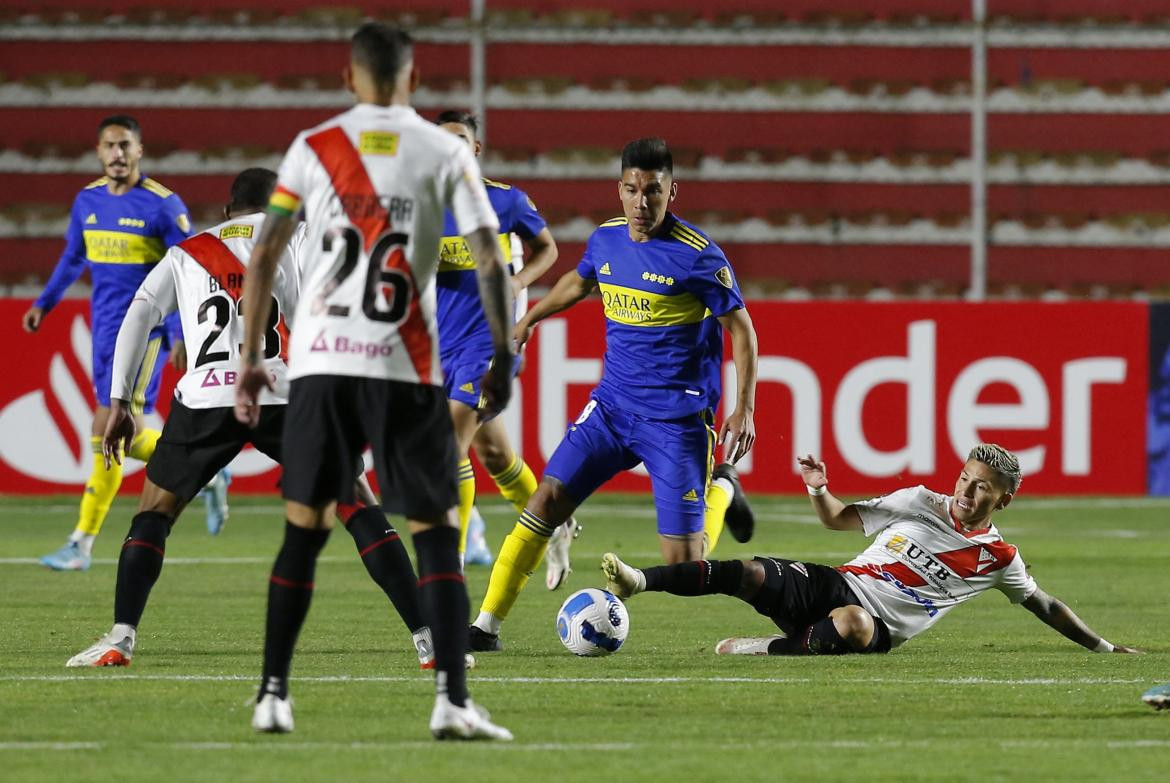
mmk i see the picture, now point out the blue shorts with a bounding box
[544,398,716,536]
[91,321,168,414]
[441,346,520,412]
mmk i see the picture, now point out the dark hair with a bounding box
[436,109,478,136]
[351,22,413,85]
[621,137,672,174]
[229,168,278,211]
[98,114,141,139]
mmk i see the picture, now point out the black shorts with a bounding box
[280,375,458,518]
[749,557,892,654]
[146,401,283,502]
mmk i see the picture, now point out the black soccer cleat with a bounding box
[713,462,755,543]
[467,625,503,652]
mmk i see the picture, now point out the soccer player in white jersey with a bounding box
[604,444,1140,656]
[235,24,514,739]
[65,169,436,672]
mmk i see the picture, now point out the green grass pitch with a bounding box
[1,493,1167,782]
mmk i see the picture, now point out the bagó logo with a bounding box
[0,316,159,484]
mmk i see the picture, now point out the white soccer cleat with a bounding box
[600,552,645,599]
[66,633,134,668]
[714,636,783,656]
[201,468,231,536]
[545,517,581,590]
[252,692,294,733]
[429,695,512,741]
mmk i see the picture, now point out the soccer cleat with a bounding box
[545,516,581,590]
[600,552,645,599]
[252,692,294,733]
[713,462,755,543]
[40,541,91,572]
[467,625,503,652]
[201,468,231,535]
[415,626,435,669]
[429,696,513,741]
[66,633,133,667]
[464,507,493,566]
[1142,683,1170,711]
[715,636,783,656]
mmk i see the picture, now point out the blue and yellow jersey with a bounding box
[435,178,546,357]
[579,213,744,420]
[35,175,192,338]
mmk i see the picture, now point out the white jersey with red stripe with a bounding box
[272,103,499,384]
[837,485,1037,648]
[114,212,303,409]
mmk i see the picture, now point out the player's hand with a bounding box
[102,400,135,469]
[798,454,828,489]
[169,340,187,373]
[1112,644,1143,654]
[21,306,44,333]
[513,320,534,351]
[719,406,755,464]
[477,349,513,422]
[234,359,274,428]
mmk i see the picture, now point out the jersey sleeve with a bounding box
[853,486,928,537]
[684,243,745,318]
[506,187,547,240]
[270,134,311,217]
[111,254,178,401]
[994,552,1038,604]
[34,195,89,312]
[156,193,193,248]
[575,231,600,281]
[445,142,499,236]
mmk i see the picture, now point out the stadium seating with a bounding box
[4,1,1170,295]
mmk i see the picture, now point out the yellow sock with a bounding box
[478,510,555,620]
[703,481,732,556]
[76,437,123,537]
[488,455,538,513]
[457,459,476,555]
[128,428,160,462]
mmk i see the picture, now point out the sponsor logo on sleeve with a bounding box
[715,266,734,289]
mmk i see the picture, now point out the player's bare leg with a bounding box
[470,477,580,649]
[66,479,189,667]
[449,400,483,561]
[658,532,704,564]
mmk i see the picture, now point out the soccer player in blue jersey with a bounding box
[469,137,759,650]
[434,110,572,573]
[22,115,196,570]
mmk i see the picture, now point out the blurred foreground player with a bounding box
[469,137,759,652]
[433,109,575,575]
[236,24,515,738]
[66,169,434,672]
[24,115,194,570]
[603,445,1140,657]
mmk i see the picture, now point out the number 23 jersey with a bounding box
[270,104,500,385]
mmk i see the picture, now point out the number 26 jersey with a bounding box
[269,103,500,386]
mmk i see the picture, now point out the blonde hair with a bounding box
[967,443,1022,494]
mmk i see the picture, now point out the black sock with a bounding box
[642,559,744,597]
[259,521,330,700]
[413,525,468,707]
[767,617,851,656]
[113,511,173,627]
[344,506,424,632]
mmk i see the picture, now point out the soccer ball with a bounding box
[556,588,629,656]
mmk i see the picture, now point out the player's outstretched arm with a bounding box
[466,225,516,420]
[514,269,596,348]
[716,307,758,463]
[1021,587,1141,653]
[236,212,295,426]
[798,454,863,531]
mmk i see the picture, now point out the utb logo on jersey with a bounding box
[219,224,255,240]
[360,131,400,156]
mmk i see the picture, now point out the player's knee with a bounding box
[740,559,766,592]
[474,440,510,474]
[830,605,875,650]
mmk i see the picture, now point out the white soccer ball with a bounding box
[556,588,630,656]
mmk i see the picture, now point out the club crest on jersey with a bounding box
[359,131,399,156]
[715,265,734,289]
